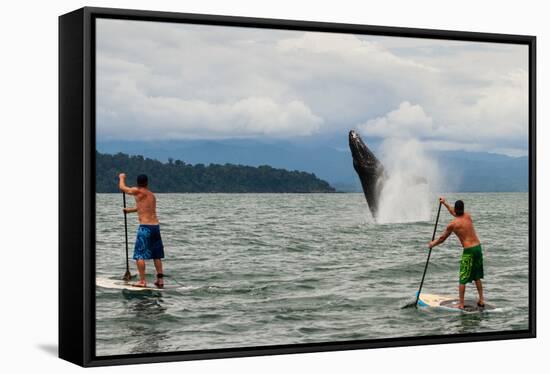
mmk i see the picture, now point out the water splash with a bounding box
[376,138,443,224]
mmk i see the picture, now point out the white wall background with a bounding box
[0,0,546,372]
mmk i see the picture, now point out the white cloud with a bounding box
[277,32,439,73]
[355,67,528,155]
[358,101,434,138]
[96,18,529,155]
[98,93,323,140]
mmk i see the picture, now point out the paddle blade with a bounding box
[401,292,421,309]
[122,270,132,282]
[401,300,418,309]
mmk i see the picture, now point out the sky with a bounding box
[96,18,529,157]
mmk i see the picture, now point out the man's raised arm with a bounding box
[440,197,456,217]
[118,173,139,195]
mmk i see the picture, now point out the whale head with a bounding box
[348,130,386,218]
[348,130,381,171]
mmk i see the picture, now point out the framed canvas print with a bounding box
[59,7,536,367]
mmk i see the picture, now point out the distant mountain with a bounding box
[96,151,335,193]
[97,139,528,192]
[433,151,528,192]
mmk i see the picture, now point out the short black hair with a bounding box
[454,200,464,216]
[137,174,148,187]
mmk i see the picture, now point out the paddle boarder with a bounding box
[118,173,165,288]
[428,197,484,310]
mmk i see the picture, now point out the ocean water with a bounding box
[95,193,529,356]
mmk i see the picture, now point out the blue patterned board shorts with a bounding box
[133,224,165,260]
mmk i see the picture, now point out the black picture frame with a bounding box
[59,6,536,367]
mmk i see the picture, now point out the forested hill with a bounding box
[96,151,336,193]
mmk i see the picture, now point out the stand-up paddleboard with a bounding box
[96,277,181,292]
[418,293,496,312]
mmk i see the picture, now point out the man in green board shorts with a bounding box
[428,197,485,309]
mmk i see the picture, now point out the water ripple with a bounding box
[96,192,529,356]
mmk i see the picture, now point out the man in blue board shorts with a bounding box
[119,173,165,288]
[428,198,485,310]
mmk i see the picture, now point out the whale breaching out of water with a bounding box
[348,130,387,218]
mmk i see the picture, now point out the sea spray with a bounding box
[376,138,443,224]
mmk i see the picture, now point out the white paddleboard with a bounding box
[96,277,177,292]
[418,293,495,312]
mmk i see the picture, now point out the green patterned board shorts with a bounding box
[459,244,484,284]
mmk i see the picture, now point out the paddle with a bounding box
[122,192,132,281]
[402,200,443,309]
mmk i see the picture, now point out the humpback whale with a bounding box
[349,130,386,218]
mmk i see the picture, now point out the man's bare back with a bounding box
[118,174,159,225]
[131,188,159,225]
[448,213,480,249]
[429,198,480,250]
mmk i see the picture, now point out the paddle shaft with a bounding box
[414,201,443,307]
[123,192,130,274]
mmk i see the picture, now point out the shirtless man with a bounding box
[119,173,165,288]
[428,197,484,309]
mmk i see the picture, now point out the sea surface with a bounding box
[95,193,530,356]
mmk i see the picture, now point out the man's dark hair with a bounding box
[454,200,464,216]
[137,174,148,187]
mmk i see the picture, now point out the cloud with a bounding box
[96,19,529,155]
[358,101,434,138]
[96,25,323,140]
[98,92,323,140]
[277,32,439,73]
[355,67,528,156]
